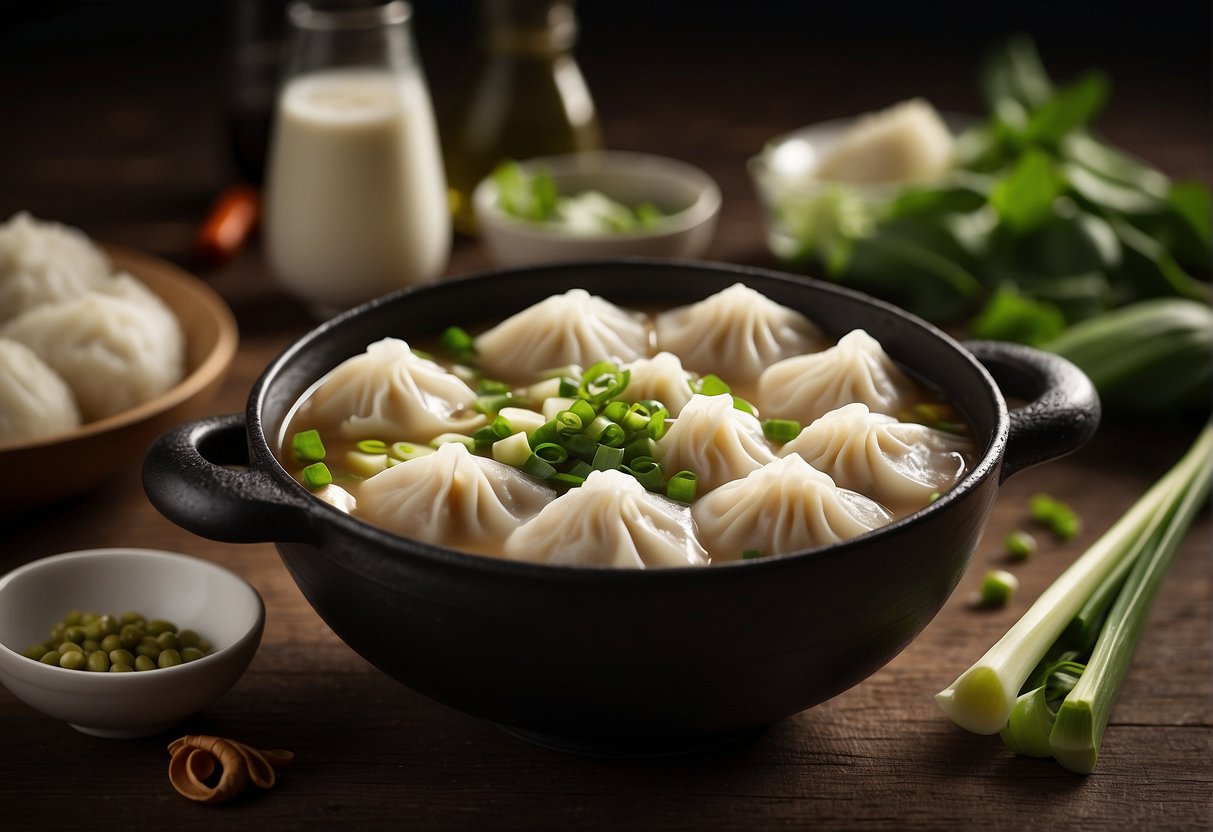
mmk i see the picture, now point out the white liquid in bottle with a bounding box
[265,68,450,314]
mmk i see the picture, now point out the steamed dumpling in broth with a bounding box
[0,212,111,324]
[0,338,82,445]
[655,393,777,492]
[504,469,708,568]
[692,454,893,560]
[357,442,555,548]
[781,403,972,513]
[473,289,651,381]
[757,329,916,425]
[305,338,486,441]
[654,283,824,382]
[2,274,186,421]
[620,351,694,416]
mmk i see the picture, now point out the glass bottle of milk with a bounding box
[265,1,450,316]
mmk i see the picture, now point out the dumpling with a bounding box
[654,283,823,382]
[473,289,650,381]
[356,442,555,547]
[504,469,708,568]
[619,351,694,415]
[757,329,916,425]
[2,276,186,421]
[692,454,893,560]
[0,338,82,445]
[0,212,111,324]
[781,403,972,512]
[655,393,777,492]
[305,338,486,441]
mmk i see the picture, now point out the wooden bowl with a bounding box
[0,246,237,510]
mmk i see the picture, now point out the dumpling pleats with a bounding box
[655,393,777,493]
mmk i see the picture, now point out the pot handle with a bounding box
[142,413,317,543]
[964,340,1101,483]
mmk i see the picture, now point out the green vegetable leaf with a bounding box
[1064,162,1167,216]
[1026,71,1110,147]
[970,284,1067,345]
[838,232,983,322]
[1061,132,1170,199]
[1167,181,1211,250]
[1112,218,1212,303]
[990,149,1064,233]
[981,33,1054,113]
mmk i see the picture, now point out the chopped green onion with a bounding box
[591,444,625,471]
[474,392,514,416]
[541,363,582,380]
[666,470,697,503]
[762,418,802,443]
[978,570,1019,608]
[646,406,670,440]
[558,376,580,397]
[356,439,388,456]
[621,403,652,432]
[345,451,389,478]
[1031,493,1082,540]
[439,326,476,357]
[626,457,665,492]
[1005,530,1038,561]
[301,462,333,489]
[476,378,511,395]
[541,396,578,421]
[567,460,594,480]
[578,361,630,404]
[601,400,630,423]
[472,425,500,449]
[928,491,943,503]
[533,442,569,465]
[523,454,558,480]
[529,420,561,448]
[741,549,762,560]
[490,414,514,439]
[583,415,614,441]
[527,377,563,403]
[732,396,757,416]
[568,399,597,424]
[565,433,599,461]
[623,436,658,463]
[555,410,584,436]
[549,472,586,490]
[292,429,326,462]
[429,433,476,450]
[600,422,626,447]
[389,441,434,461]
[695,374,731,396]
[491,431,533,468]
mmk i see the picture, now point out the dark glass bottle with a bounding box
[441,0,602,234]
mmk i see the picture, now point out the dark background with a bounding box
[0,0,1208,241]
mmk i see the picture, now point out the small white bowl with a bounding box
[0,548,264,738]
[472,151,721,266]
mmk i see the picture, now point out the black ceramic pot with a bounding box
[144,260,1099,755]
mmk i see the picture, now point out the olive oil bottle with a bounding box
[441,0,602,234]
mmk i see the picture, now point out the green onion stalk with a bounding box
[936,425,1212,761]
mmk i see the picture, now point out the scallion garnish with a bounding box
[623,436,657,463]
[732,396,757,416]
[534,442,569,465]
[741,549,762,560]
[523,454,558,480]
[549,472,586,490]
[978,570,1019,608]
[627,457,665,492]
[472,425,499,449]
[937,426,1213,773]
[473,392,514,416]
[666,470,697,503]
[491,431,533,468]
[591,443,624,472]
[567,399,597,424]
[646,406,670,440]
[476,378,511,395]
[356,439,389,455]
[292,429,326,463]
[601,400,630,423]
[430,433,476,450]
[1031,493,1082,540]
[389,441,433,461]
[440,326,476,358]
[301,462,333,489]
[1004,530,1038,562]
[566,460,594,480]
[762,418,802,443]
[578,361,630,404]
[490,414,514,439]
[621,403,651,432]
[695,374,731,396]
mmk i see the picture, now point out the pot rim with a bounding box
[247,257,1009,582]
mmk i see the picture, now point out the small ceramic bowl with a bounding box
[748,113,971,262]
[0,245,238,510]
[0,548,264,738]
[473,151,721,266]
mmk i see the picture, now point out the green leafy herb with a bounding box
[492,160,668,234]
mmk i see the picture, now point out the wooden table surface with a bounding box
[1,5,1209,829]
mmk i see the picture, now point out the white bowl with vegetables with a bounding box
[472,151,721,266]
[0,548,264,738]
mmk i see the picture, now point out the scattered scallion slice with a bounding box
[742,549,762,560]
[978,570,1019,608]
[440,325,476,358]
[301,462,333,489]
[1031,493,1082,540]
[523,454,558,480]
[762,418,802,443]
[430,433,476,450]
[1005,530,1038,561]
[627,457,665,492]
[491,431,533,468]
[695,374,731,396]
[666,470,697,503]
[533,442,569,465]
[591,443,624,471]
[355,439,388,456]
[732,396,757,416]
[292,429,326,462]
[389,441,434,461]
[473,392,514,416]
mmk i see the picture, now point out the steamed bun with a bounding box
[0,212,111,323]
[0,337,82,445]
[2,274,186,421]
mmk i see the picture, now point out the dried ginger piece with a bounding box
[168,735,293,804]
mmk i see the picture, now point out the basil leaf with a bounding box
[1026,71,1109,147]
[1061,132,1170,199]
[971,284,1067,345]
[1064,162,1167,216]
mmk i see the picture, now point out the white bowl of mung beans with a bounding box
[0,548,264,738]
